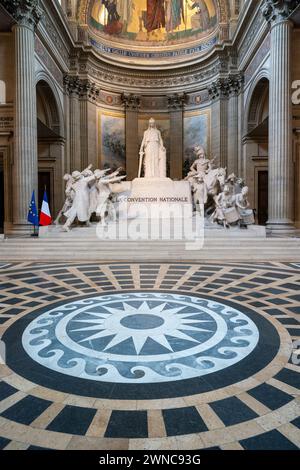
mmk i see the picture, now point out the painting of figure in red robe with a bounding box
[145,0,165,33]
[90,0,218,44]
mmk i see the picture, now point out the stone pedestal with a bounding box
[115,178,193,219]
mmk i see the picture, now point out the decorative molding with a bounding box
[35,37,63,87]
[0,0,42,28]
[244,34,270,85]
[40,7,70,65]
[261,0,298,24]
[238,12,265,66]
[84,52,231,91]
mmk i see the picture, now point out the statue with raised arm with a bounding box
[62,170,95,232]
[94,169,126,226]
[139,118,166,178]
[54,173,74,225]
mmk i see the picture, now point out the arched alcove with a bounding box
[243,77,269,225]
[36,80,65,220]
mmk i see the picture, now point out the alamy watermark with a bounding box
[96,201,205,251]
[0,339,6,365]
[291,340,300,365]
[292,80,300,105]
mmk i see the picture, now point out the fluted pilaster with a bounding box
[227,74,244,175]
[168,94,187,179]
[208,78,229,168]
[64,76,81,170]
[122,94,140,179]
[8,1,41,230]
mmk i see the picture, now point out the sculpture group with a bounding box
[185,145,254,228]
[55,118,254,231]
[55,165,126,231]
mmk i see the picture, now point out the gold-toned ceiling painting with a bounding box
[89,0,217,44]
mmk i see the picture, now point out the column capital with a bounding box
[208,78,230,101]
[208,74,244,101]
[64,75,81,96]
[79,79,100,103]
[0,0,42,29]
[121,93,140,110]
[261,0,297,25]
[227,73,244,96]
[167,93,187,110]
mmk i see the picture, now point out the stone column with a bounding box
[262,0,297,230]
[64,76,81,171]
[168,94,186,180]
[208,79,229,168]
[79,80,99,170]
[227,74,244,175]
[2,0,42,232]
[122,94,140,180]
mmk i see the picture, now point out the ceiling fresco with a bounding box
[89,0,218,45]
[83,0,221,62]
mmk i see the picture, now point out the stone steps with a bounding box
[0,237,300,262]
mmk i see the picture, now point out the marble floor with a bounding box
[0,261,299,450]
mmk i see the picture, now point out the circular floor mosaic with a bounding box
[22,292,259,384]
[0,262,299,450]
[4,290,279,399]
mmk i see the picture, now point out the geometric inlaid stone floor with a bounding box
[0,261,299,450]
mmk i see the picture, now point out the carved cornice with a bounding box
[0,0,42,28]
[261,0,298,25]
[121,94,141,110]
[167,93,188,110]
[208,73,244,101]
[83,53,231,91]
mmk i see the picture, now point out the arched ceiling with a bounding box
[77,0,231,66]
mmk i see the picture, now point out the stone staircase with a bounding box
[0,236,300,262]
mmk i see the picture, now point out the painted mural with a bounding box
[183,110,210,176]
[99,112,126,171]
[89,0,217,44]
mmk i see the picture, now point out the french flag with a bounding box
[40,190,52,226]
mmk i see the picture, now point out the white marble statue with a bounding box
[94,168,126,226]
[139,118,166,178]
[189,145,215,177]
[211,184,239,228]
[89,168,111,220]
[235,186,255,225]
[54,173,74,225]
[226,173,244,196]
[192,174,208,213]
[62,171,95,231]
